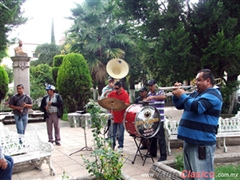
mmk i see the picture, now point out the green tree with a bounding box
[30,64,54,107]
[2,65,13,84]
[185,0,240,113]
[0,0,27,60]
[0,66,9,101]
[52,54,65,84]
[30,43,60,66]
[57,53,92,112]
[116,0,240,113]
[67,0,134,94]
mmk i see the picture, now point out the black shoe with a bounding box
[145,154,157,158]
[140,146,147,150]
[55,142,61,146]
[158,156,167,162]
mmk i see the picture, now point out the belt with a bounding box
[48,112,57,115]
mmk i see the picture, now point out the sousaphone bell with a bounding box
[98,59,129,110]
[106,58,129,80]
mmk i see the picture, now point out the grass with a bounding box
[215,164,240,180]
[174,150,240,180]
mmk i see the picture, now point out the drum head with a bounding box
[134,105,161,138]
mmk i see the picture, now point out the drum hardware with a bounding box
[123,104,161,165]
[131,135,154,166]
[98,97,127,111]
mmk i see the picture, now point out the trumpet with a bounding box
[158,78,222,91]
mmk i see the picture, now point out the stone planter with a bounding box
[69,171,135,180]
[149,153,240,180]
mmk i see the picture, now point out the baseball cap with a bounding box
[45,85,56,91]
[108,76,114,82]
[139,86,147,92]
[147,79,156,86]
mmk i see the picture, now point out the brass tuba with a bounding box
[106,59,129,79]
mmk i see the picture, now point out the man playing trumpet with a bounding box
[172,69,223,180]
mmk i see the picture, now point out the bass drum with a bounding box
[123,104,161,138]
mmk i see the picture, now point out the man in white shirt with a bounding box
[100,76,114,99]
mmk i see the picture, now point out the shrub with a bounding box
[52,55,65,83]
[0,66,9,101]
[57,53,92,112]
[82,100,125,180]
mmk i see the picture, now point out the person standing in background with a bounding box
[172,69,222,180]
[40,85,63,146]
[146,79,167,161]
[8,84,32,144]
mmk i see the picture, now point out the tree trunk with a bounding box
[98,81,105,98]
[226,75,238,114]
[129,76,136,103]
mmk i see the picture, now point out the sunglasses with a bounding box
[114,87,120,90]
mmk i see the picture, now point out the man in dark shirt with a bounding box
[134,86,148,104]
[8,84,32,144]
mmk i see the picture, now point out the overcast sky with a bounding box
[9,0,81,44]
[9,0,199,45]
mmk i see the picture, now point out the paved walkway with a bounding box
[6,107,240,180]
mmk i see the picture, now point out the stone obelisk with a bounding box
[10,40,31,96]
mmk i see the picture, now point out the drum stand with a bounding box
[69,113,92,156]
[131,135,154,166]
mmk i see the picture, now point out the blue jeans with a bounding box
[0,155,14,180]
[182,142,215,180]
[112,123,124,148]
[14,114,28,134]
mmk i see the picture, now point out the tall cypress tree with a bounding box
[51,18,56,44]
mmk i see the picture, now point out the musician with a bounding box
[134,86,148,149]
[100,76,114,99]
[108,81,130,152]
[134,86,148,104]
[146,79,167,161]
[172,69,223,180]
[100,76,115,139]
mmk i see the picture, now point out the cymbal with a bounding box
[98,98,127,111]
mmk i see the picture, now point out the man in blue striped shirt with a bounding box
[172,69,222,180]
[146,79,167,162]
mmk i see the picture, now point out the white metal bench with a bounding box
[217,112,240,152]
[164,111,240,155]
[1,124,55,175]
